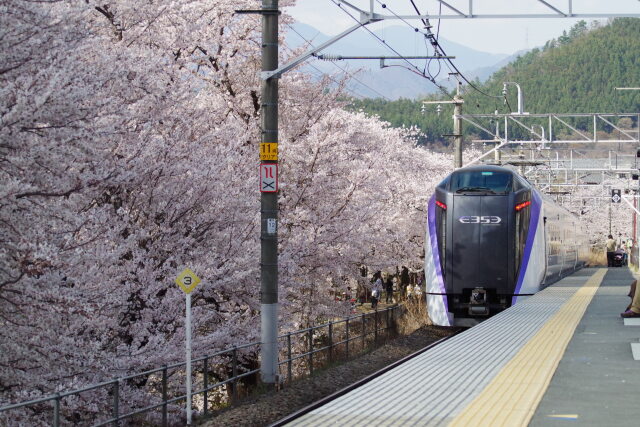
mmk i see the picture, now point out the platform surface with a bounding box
[530,267,640,427]
[286,267,640,426]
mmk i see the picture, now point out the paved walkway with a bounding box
[530,267,640,426]
[285,267,640,426]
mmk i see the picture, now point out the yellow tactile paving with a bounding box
[449,269,606,427]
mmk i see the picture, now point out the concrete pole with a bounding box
[260,0,279,384]
[609,201,612,235]
[631,196,640,271]
[494,119,501,163]
[453,84,463,168]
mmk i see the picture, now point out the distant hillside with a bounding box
[349,18,640,146]
[472,18,640,114]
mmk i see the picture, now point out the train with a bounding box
[425,165,590,326]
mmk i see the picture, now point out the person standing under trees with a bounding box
[414,281,423,301]
[385,275,394,303]
[606,234,617,267]
[371,271,383,309]
[406,282,414,301]
[400,266,410,299]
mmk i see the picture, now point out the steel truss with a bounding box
[461,112,640,214]
[345,0,640,20]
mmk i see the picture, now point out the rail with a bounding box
[0,305,401,426]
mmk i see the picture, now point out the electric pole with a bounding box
[422,81,464,169]
[453,85,463,168]
[260,0,279,385]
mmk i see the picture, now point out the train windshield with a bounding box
[450,171,512,194]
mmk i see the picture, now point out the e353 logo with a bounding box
[458,216,502,224]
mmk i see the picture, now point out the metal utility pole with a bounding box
[260,0,279,385]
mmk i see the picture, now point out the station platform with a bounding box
[283,267,640,426]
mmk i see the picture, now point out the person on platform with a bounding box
[620,241,628,266]
[621,279,640,318]
[606,234,617,267]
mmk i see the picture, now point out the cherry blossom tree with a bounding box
[1,0,453,422]
[562,178,635,246]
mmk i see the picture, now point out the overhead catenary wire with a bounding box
[285,23,392,100]
[371,0,455,97]
[372,0,496,114]
[283,43,369,100]
[404,0,506,104]
[371,0,500,115]
[329,0,455,101]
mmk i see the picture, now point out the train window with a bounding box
[450,171,512,194]
[437,175,451,190]
[512,175,529,191]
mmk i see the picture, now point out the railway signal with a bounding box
[612,189,622,203]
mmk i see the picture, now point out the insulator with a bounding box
[317,55,342,61]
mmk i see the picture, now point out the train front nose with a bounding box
[450,195,510,315]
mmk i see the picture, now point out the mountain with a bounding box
[464,50,529,82]
[286,23,509,99]
[471,18,640,114]
[347,18,640,146]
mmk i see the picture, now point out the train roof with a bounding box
[454,164,521,175]
[438,164,532,192]
[443,165,581,219]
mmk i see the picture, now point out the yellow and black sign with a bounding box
[260,143,278,161]
[175,268,201,294]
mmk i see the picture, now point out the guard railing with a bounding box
[0,305,401,426]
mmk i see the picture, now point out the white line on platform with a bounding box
[631,343,640,360]
[623,318,640,326]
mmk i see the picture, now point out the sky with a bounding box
[285,0,640,55]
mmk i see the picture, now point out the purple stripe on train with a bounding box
[428,195,448,309]
[511,190,542,306]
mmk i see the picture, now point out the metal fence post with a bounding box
[345,318,350,359]
[392,305,395,327]
[328,322,333,363]
[112,380,119,427]
[162,365,168,427]
[231,347,238,404]
[53,393,60,427]
[203,357,209,416]
[287,333,292,383]
[374,309,378,344]
[308,328,313,375]
[361,313,366,350]
[386,307,390,334]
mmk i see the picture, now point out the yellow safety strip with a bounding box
[449,268,606,427]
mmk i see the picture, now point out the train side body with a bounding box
[425,166,588,326]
